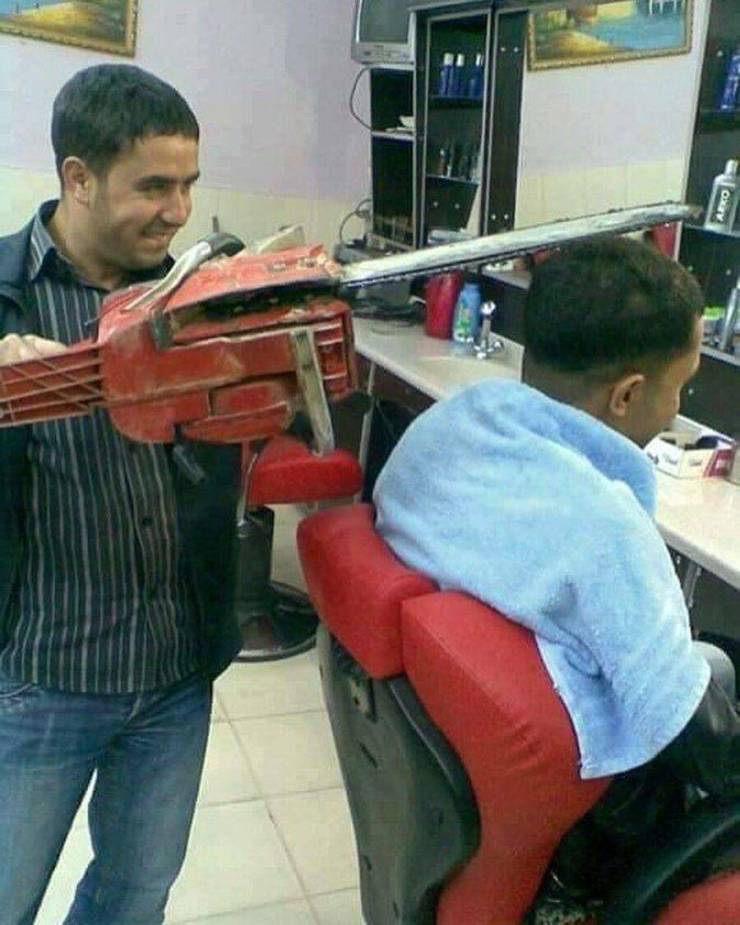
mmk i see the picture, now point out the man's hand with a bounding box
[0,334,65,366]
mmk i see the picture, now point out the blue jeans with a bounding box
[0,672,212,925]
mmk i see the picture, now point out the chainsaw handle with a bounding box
[202,232,245,260]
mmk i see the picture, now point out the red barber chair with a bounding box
[297,503,740,925]
[233,436,363,661]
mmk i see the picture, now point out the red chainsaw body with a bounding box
[0,246,356,444]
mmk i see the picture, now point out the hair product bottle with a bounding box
[704,160,739,234]
[719,47,740,112]
[452,282,482,343]
[438,53,455,96]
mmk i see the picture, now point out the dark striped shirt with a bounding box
[0,202,200,693]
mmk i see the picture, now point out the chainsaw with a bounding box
[0,202,694,452]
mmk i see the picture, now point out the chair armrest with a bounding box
[601,796,740,924]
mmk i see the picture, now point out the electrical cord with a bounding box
[338,197,372,246]
[349,66,373,131]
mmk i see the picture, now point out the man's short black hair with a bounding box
[524,237,704,376]
[51,64,199,179]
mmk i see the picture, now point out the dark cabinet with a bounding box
[416,6,493,244]
[679,0,740,311]
[367,68,417,251]
[677,0,740,440]
[363,2,527,253]
[414,2,526,244]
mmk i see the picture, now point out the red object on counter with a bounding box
[647,222,678,259]
[424,272,463,339]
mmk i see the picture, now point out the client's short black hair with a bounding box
[51,64,199,179]
[524,237,704,377]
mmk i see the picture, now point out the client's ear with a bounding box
[607,372,646,420]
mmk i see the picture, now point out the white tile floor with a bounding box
[36,507,366,925]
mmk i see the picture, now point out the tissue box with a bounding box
[645,425,736,479]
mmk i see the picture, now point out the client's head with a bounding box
[522,237,704,447]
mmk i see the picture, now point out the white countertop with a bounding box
[353,317,740,590]
[353,316,523,401]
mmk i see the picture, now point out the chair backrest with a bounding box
[298,503,611,924]
[298,503,436,678]
[402,591,609,923]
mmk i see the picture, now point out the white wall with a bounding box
[0,0,371,250]
[0,2,709,245]
[515,0,709,226]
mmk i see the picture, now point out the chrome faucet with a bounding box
[474,301,505,360]
[717,274,739,355]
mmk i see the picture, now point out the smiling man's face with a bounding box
[85,133,199,275]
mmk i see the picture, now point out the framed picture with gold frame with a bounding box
[0,0,137,57]
[528,1,693,71]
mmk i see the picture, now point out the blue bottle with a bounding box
[438,53,454,97]
[451,54,466,97]
[719,47,740,112]
[452,282,482,343]
[467,53,485,99]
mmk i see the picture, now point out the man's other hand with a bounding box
[0,334,65,366]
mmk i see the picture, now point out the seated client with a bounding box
[373,237,740,916]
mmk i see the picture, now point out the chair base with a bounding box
[235,581,319,662]
[318,625,480,924]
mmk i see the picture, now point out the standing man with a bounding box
[0,65,242,924]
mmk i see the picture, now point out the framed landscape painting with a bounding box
[0,0,137,56]
[528,0,693,71]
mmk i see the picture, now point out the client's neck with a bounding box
[522,355,605,420]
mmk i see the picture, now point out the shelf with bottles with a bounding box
[427,139,482,185]
[434,49,486,104]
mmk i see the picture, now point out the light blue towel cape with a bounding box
[374,379,710,779]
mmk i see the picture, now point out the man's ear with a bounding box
[59,157,94,206]
[607,372,646,420]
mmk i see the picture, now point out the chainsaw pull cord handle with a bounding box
[145,233,246,348]
[202,232,247,260]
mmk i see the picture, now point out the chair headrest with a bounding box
[297,503,436,678]
[246,436,363,506]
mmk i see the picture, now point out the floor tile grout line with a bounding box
[265,786,360,901]
[227,707,329,727]
[198,710,342,808]
[196,779,349,812]
[221,713,262,795]
[263,793,317,903]
[307,888,366,925]
[215,709,342,907]
[214,705,327,723]
[172,894,320,924]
